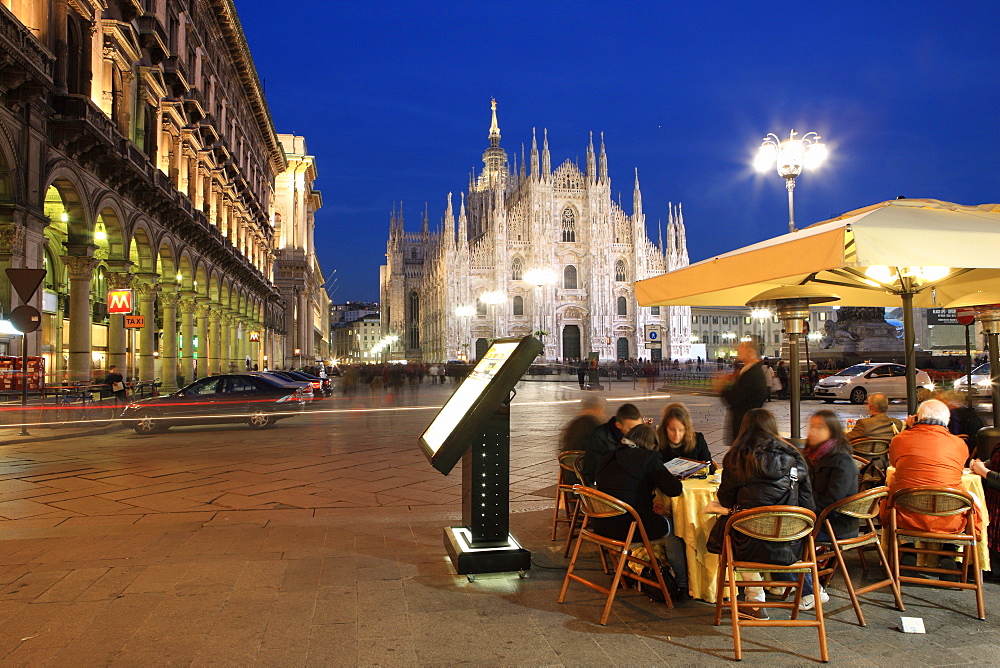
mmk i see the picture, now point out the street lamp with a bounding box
[480,290,505,340]
[751,307,771,355]
[754,129,828,233]
[523,268,557,356]
[455,305,475,361]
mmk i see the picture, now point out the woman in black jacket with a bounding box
[716,409,815,617]
[656,403,716,472]
[592,424,689,599]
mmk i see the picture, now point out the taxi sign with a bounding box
[124,315,145,328]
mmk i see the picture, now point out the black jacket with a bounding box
[807,448,859,539]
[592,445,682,542]
[582,417,624,486]
[659,432,716,473]
[721,361,768,444]
[718,437,816,565]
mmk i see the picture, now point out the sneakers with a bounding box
[798,589,830,611]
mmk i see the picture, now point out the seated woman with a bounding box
[715,409,816,619]
[592,424,689,600]
[775,410,858,610]
[656,403,716,473]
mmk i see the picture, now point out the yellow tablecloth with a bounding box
[884,468,991,571]
[660,478,722,603]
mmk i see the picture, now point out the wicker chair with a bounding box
[814,487,904,626]
[558,485,673,625]
[852,439,890,464]
[887,485,985,620]
[713,505,827,663]
[551,450,584,540]
[560,455,590,557]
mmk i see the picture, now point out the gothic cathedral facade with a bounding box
[380,102,692,363]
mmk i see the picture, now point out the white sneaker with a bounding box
[798,589,830,611]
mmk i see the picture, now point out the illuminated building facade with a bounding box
[380,101,691,362]
[0,0,318,389]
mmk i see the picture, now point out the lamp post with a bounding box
[751,308,771,356]
[523,268,556,357]
[754,130,828,233]
[455,305,475,361]
[480,290,505,340]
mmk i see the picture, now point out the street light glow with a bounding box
[480,290,505,305]
[755,129,828,233]
[523,268,557,287]
[455,305,476,317]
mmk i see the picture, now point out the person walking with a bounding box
[717,341,769,446]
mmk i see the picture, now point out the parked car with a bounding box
[295,369,333,396]
[121,373,309,434]
[813,362,934,404]
[954,362,993,397]
[265,370,328,398]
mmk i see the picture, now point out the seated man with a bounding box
[592,424,687,600]
[581,403,644,486]
[881,399,982,536]
[846,392,902,443]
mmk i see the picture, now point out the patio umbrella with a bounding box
[635,198,1000,431]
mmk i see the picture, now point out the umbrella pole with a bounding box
[789,332,801,441]
[989,331,1000,429]
[902,290,918,416]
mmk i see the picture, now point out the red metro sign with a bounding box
[108,289,133,314]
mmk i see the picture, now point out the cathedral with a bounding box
[379,101,692,363]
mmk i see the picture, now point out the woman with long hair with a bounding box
[656,403,715,471]
[716,408,815,619]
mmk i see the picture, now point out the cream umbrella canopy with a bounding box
[635,198,1000,421]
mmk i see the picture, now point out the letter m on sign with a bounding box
[108,289,132,314]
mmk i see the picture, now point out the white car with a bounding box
[954,362,992,397]
[813,362,934,405]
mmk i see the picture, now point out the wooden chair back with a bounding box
[727,505,815,543]
[852,439,890,459]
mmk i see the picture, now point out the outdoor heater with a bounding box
[748,287,839,441]
[945,292,1000,456]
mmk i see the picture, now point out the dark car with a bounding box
[121,373,309,434]
[267,370,330,398]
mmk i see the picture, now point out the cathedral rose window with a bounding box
[561,207,576,242]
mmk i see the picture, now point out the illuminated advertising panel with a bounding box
[419,336,542,474]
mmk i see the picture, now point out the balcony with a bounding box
[0,3,54,105]
[161,55,190,96]
[136,14,168,64]
[183,88,207,122]
[50,94,121,157]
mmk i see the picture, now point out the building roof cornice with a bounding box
[209,0,287,176]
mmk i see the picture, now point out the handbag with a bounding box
[112,381,125,392]
[640,563,680,602]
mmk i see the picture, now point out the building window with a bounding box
[563,265,578,290]
[651,306,660,316]
[512,295,524,316]
[722,316,728,324]
[614,259,627,282]
[561,207,576,242]
[691,315,698,324]
[712,316,719,324]
[476,298,486,316]
[511,257,522,281]
[774,333,781,343]
[713,335,720,344]
[617,296,627,316]
[744,316,751,324]
[701,316,708,324]
[408,291,419,349]
[410,248,417,260]
[819,312,827,321]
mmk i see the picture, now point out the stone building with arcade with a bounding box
[0,0,328,390]
[380,101,691,363]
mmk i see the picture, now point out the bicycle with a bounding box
[47,384,117,428]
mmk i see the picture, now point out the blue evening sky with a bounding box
[237,0,1000,302]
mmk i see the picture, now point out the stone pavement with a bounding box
[0,380,996,666]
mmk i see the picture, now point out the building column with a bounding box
[208,309,222,374]
[178,294,196,385]
[134,278,159,382]
[62,254,101,383]
[105,270,134,378]
[194,301,209,379]
[159,288,179,392]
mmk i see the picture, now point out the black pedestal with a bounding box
[443,526,531,576]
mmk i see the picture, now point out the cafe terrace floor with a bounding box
[0,379,996,665]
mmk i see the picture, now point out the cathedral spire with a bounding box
[541,128,551,174]
[481,99,507,188]
[422,202,429,237]
[633,168,643,218]
[658,218,664,254]
[530,127,539,176]
[488,97,500,147]
[520,143,526,179]
[445,192,455,248]
[677,202,689,265]
[458,192,468,246]
[599,131,608,182]
[586,131,596,181]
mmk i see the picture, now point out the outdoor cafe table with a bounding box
[656,477,722,603]
[884,467,991,572]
